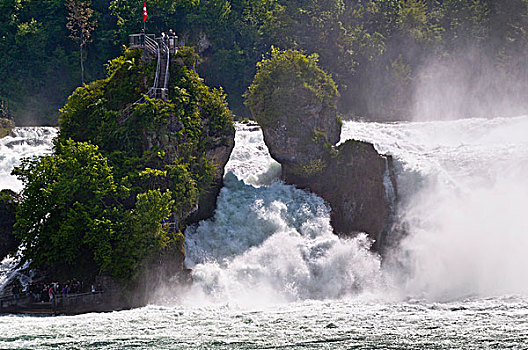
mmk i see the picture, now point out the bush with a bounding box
[245,47,338,128]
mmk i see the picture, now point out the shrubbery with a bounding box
[245,47,338,129]
[13,47,233,282]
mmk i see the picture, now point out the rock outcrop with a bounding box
[1,46,235,315]
[0,118,14,138]
[280,139,396,250]
[260,111,396,250]
[246,49,396,250]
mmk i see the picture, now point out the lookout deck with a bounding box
[0,292,116,315]
[118,32,178,124]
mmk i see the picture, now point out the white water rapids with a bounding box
[182,117,528,304]
[0,127,57,192]
[1,118,527,348]
[182,123,384,305]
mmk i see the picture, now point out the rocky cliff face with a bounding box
[255,86,395,250]
[280,138,396,250]
[260,102,340,175]
[186,136,234,224]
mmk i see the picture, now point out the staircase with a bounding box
[118,34,172,124]
[155,38,170,100]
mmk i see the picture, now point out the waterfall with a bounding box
[1,119,527,304]
[0,127,57,192]
[182,124,384,306]
[341,116,528,300]
[184,116,528,304]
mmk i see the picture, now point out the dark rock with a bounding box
[281,140,395,249]
[257,98,395,250]
[0,118,15,138]
[0,190,19,261]
[5,139,47,148]
[261,102,340,174]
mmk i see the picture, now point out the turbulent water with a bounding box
[1,118,528,349]
[0,128,57,291]
[0,127,57,192]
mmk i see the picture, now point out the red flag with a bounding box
[143,1,148,22]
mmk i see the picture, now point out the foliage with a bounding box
[245,47,338,128]
[12,139,182,281]
[0,189,19,260]
[13,46,233,282]
[14,140,123,278]
[3,1,528,122]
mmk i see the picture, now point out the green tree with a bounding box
[245,47,338,127]
[12,139,176,281]
[66,0,97,84]
[0,189,19,261]
[14,139,124,278]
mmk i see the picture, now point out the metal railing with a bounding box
[160,38,170,92]
[119,33,172,124]
[129,33,155,48]
[150,36,161,91]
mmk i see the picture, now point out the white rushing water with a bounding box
[0,127,57,192]
[1,119,528,348]
[0,127,57,294]
[341,116,528,301]
[183,123,384,306]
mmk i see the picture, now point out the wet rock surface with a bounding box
[281,140,395,248]
[258,103,395,249]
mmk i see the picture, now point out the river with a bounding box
[1,118,527,348]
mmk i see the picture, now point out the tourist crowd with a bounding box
[9,279,102,302]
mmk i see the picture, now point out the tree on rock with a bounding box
[11,47,234,285]
[245,47,340,177]
[245,47,394,249]
[12,139,174,281]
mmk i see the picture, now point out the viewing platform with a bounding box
[118,31,178,124]
[129,32,178,54]
[0,291,111,315]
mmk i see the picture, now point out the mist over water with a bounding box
[342,116,528,301]
[412,50,528,122]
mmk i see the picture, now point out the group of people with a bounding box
[161,29,177,54]
[9,279,102,302]
[138,29,177,54]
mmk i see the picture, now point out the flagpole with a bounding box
[142,1,147,31]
